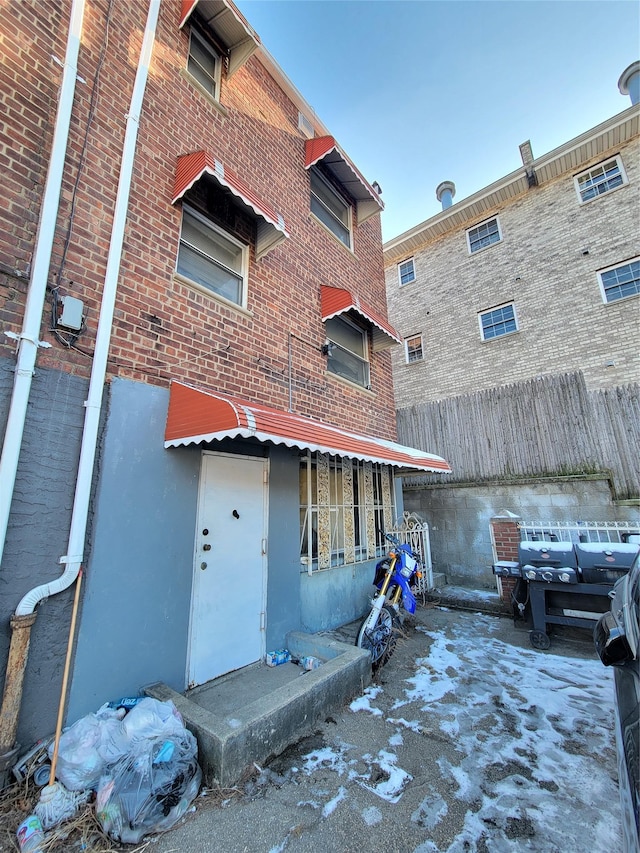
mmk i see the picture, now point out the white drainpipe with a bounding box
[0,0,86,567]
[16,0,161,614]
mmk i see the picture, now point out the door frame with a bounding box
[186,449,269,687]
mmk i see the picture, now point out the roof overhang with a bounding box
[179,0,260,77]
[321,285,400,351]
[384,104,640,262]
[305,137,384,223]
[165,382,451,475]
[172,150,289,259]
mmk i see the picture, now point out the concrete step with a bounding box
[145,631,371,788]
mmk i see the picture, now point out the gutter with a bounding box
[0,0,160,779]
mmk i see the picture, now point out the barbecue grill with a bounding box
[494,540,639,649]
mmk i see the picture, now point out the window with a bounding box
[299,453,395,570]
[176,206,247,306]
[575,156,627,203]
[405,334,423,363]
[187,29,221,99]
[310,167,352,248]
[479,303,518,340]
[467,217,502,254]
[398,258,416,286]
[598,259,640,303]
[324,316,369,387]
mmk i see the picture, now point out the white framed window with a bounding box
[574,156,627,204]
[324,315,370,388]
[398,258,416,286]
[597,258,640,304]
[310,167,352,248]
[479,302,518,341]
[467,217,502,254]
[299,453,395,570]
[405,334,423,363]
[176,206,248,307]
[187,29,221,100]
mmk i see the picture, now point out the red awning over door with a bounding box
[165,382,451,474]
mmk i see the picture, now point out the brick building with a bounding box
[382,64,639,587]
[384,74,639,405]
[0,0,449,754]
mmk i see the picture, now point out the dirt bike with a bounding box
[355,532,424,668]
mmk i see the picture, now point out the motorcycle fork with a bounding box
[363,555,397,630]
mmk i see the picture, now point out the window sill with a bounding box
[180,68,228,118]
[172,272,253,317]
[325,370,375,396]
[309,212,356,257]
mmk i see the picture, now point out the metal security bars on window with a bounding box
[299,453,395,572]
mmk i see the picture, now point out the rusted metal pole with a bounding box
[0,612,37,787]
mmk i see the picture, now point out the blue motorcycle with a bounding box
[356,533,423,668]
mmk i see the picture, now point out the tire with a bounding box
[356,605,398,668]
[530,629,551,650]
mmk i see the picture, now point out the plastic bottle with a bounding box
[16,814,44,852]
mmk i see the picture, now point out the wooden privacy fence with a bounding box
[397,372,640,500]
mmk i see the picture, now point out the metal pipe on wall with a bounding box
[0,0,161,774]
[0,0,86,568]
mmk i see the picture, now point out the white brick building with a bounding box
[384,76,639,407]
[382,64,640,586]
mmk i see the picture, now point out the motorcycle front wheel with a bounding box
[355,604,397,668]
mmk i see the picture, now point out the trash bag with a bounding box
[95,727,201,843]
[50,705,127,791]
[52,697,194,793]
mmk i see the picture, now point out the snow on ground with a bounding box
[308,611,620,852]
[398,614,619,851]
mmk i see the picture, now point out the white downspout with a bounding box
[16,0,161,615]
[0,0,86,567]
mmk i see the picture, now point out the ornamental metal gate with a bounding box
[388,511,433,595]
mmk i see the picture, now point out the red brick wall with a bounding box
[1,0,397,440]
[491,517,521,602]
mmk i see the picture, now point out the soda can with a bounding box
[16,814,44,852]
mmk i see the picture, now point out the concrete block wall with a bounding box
[404,476,640,589]
[385,135,639,406]
[0,0,396,441]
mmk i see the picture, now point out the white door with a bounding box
[188,451,268,687]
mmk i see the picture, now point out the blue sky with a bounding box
[234,0,640,242]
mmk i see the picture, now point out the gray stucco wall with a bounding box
[300,559,378,633]
[67,379,200,722]
[404,477,640,587]
[68,380,307,721]
[0,357,88,748]
[265,445,302,649]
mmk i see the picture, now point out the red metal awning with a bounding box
[305,137,384,224]
[165,382,451,474]
[179,0,260,77]
[172,151,289,259]
[321,285,400,351]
